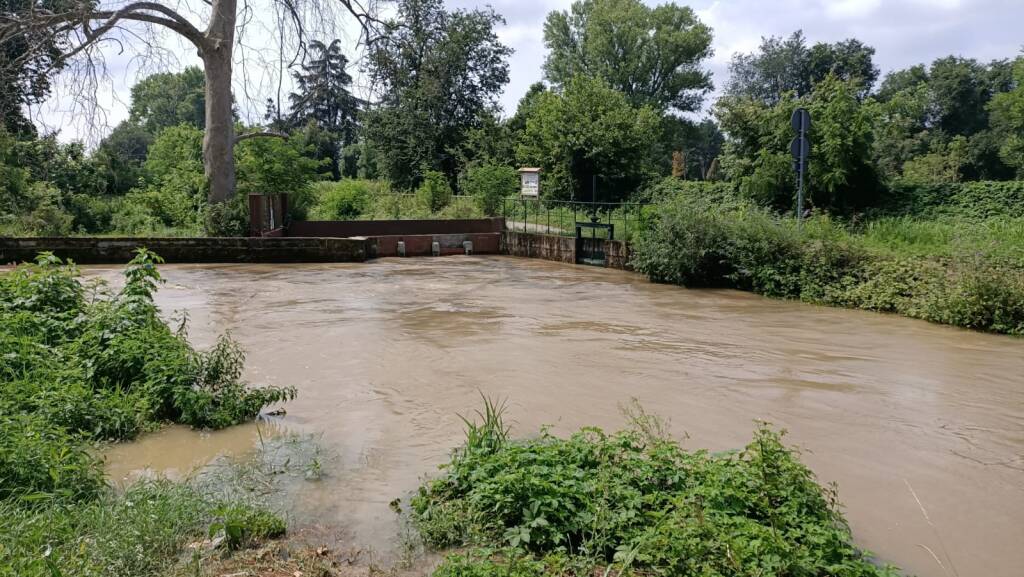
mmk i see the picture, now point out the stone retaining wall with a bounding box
[499,231,632,270]
[0,236,370,265]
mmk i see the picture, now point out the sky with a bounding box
[33,0,1024,144]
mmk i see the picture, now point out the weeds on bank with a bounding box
[0,250,295,577]
[410,399,901,576]
[631,194,1024,335]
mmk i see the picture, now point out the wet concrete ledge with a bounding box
[0,236,372,265]
[500,231,632,270]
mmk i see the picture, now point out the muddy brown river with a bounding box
[93,257,1023,577]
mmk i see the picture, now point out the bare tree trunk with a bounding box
[202,0,237,206]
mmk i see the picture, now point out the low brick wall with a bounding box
[369,233,500,257]
[501,231,632,270]
[0,236,370,265]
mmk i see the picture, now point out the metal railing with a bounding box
[501,198,650,241]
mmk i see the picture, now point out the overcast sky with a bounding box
[35,0,1024,143]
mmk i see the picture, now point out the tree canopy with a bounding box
[543,0,713,113]
[517,75,660,202]
[726,31,878,105]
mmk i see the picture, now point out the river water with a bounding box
[94,257,1024,577]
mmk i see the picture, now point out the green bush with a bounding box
[880,180,1024,219]
[307,179,381,220]
[0,250,296,502]
[632,192,1024,334]
[461,163,517,216]
[412,402,899,576]
[417,170,453,213]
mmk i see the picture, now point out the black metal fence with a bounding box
[501,198,650,241]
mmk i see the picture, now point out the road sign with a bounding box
[790,107,811,133]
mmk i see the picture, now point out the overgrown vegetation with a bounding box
[410,399,900,576]
[631,181,1024,335]
[0,250,294,576]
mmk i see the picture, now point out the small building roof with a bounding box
[518,167,542,173]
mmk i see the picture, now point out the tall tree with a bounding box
[988,57,1024,177]
[128,67,206,134]
[517,75,660,202]
[542,0,712,113]
[716,75,878,212]
[0,0,67,136]
[726,31,878,105]
[1,0,380,231]
[363,0,511,189]
[288,39,359,142]
[288,39,360,180]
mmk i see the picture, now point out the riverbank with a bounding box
[630,192,1024,335]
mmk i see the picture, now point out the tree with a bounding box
[0,0,67,136]
[716,75,877,212]
[988,57,1024,177]
[128,67,206,134]
[462,163,517,216]
[289,39,359,140]
[542,0,712,113]
[287,39,360,180]
[726,31,878,105]
[517,75,660,202]
[1,0,381,231]
[363,0,511,189]
[873,56,1019,180]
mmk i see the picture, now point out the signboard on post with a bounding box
[519,167,540,198]
[790,107,811,222]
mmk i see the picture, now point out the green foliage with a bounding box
[987,57,1024,176]
[631,192,1024,334]
[517,75,660,202]
[726,30,878,104]
[879,180,1024,219]
[0,251,296,502]
[413,401,899,576]
[128,67,206,134]
[461,163,517,216]
[543,0,713,112]
[0,480,286,577]
[307,179,380,220]
[417,170,454,213]
[716,75,879,213]
[235,135,321,199]
[364,0,512,189]
[209,503,287,550]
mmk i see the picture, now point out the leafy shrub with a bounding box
[0,250,296,502]
[417,170,453,212]
[412,402,899,576]
[880,180,1024,219]
[461,163,517,216]
[632,192,1024,334]
[636,176,740,204]
[307,179,378,220]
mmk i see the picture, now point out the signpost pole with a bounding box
[790,108,811,226]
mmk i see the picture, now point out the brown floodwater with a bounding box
[92,257,1024,577]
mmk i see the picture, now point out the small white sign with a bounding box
[520,170,540,197]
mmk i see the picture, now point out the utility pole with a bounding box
[790,108,811,224]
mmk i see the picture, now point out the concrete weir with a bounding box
[0,218,630,268]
